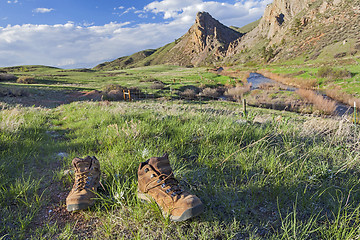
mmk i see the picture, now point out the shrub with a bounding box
[0,73,17,81]
[103,90,123,101]
[325,88,360,107]
[181,89,197,99]
[102,84,127,93]
[224,84,251,100]
[16,76,35,84]
[317,66,351,80]
[150,82,165,90]
[296,89,336,114]
[200,88,220,98]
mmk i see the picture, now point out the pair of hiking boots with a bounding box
[66,154,204,222]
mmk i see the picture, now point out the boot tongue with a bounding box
[149,154,172,175]
[73,156,92,172]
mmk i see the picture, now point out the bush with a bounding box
[296,89,336,114]
[224,84,251,100]
[102,84,127,93]
[16,76,35,84]
[317,66,351,80]
[181,89,197,99]
[150,82,165,90]
[200,88,220,98]
[0,73,17,81]
[103,90,123,101]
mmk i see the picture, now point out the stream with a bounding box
[246,72,353,116]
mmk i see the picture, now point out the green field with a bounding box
[1,64,360,239]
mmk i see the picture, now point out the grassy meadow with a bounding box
[1,63,360,239]
[1,98,360,239]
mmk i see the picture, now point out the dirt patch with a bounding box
[0,89,104,108]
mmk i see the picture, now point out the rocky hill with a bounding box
[94,12,243,70]
[226,0,360,64]
[95,0,360,70]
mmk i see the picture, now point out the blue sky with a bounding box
[0,0,272,68]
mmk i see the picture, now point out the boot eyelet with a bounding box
[157,179,161,183]
[144,168,149,173]
[150,174,155,178]
[165,189,171,193]
[161,183,166,188]
[171,193,176,197]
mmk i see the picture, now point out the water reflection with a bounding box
[247,73,296,91]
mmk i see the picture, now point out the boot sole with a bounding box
[67,202,93,212]
[137,190,204,222]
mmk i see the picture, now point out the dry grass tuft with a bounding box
[299,117,352,141]
[200,87,220,98]
[181,89,197,99]
[296,89,336,114]
[325,88,360,107]
[16,76,36,84]
[224,84,251,101]
[0,108,25,132]
[149,83,165,90]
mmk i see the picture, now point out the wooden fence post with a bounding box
[123,89,126,101]
[128,90,131,101]
[354,101,357,131]
[243,98,247,118]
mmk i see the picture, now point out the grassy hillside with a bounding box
[230,19,261,34]
[94,49,157,70]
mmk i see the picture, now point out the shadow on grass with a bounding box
[0,84,95,108]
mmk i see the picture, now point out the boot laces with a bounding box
[156,172,183,197]
[75,172,91,191]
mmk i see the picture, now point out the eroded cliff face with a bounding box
[168,12,243,66]
[227,0,359,63]
[257,0,313,39]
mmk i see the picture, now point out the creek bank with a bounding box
[247,72,353,116]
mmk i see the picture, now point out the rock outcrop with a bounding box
[164,12,243,66]
[257,0,313,39]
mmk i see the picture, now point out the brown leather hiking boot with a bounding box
[66,156,100,211]
[137,153,204,221]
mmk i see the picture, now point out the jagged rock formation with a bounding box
[166,12,243,66]
[95,12,243,69]
[257,0,313,39]
[227,0,360,64]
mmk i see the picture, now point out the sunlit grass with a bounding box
[1,100,360,239]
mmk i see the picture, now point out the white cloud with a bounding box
[33,8,55,14]
[0,1,271,68]
[145,0,272,26]
[7,0,18,4]
[0,21,185,68]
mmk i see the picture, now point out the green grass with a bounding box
[0,65,233,94]
[262,61,360,95]
[1,99,360,239]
